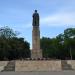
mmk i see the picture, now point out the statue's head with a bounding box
[35,10,37,13]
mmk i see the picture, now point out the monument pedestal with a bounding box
[15,60,62,71]
[31,49,42,59]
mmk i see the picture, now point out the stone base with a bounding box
[0,60,75,71]
[15,60,61,71]
[31,49,42,59]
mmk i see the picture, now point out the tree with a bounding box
[7,37,31,60]
[40,37,53,58]
[64,28,75,59]
[0,26,31,60]
[0,26,18,38]
[40,28,75,60]
[40,37,60,59]
[64,28,75,39]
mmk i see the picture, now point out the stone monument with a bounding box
[31,10,42,59]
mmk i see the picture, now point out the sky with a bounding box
[0,0,75,48]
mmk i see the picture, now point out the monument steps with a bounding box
[2,61,15,71]
[61,60,73,70]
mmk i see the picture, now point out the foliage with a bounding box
[40,28,75,60]
[0,26,18,38]
[0,26,30,60]
[1,26,75,60]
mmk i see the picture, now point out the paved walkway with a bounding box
[0,71,75,75]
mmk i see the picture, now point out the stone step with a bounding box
[2,68,15,71]
[61,60,73,70]
[2,61,15,72]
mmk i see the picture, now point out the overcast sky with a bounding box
[0,0,75,48]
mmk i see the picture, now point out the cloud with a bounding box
[24,9,75,29]
[40,11,75,27]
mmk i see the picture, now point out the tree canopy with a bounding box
[40,28,75,60]
[0,26,30,60]
[0,26,75,60]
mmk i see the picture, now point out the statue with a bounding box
[31,10,42,59]
[33,10,39,26]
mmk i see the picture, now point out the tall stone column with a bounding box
[31,10,42,59]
